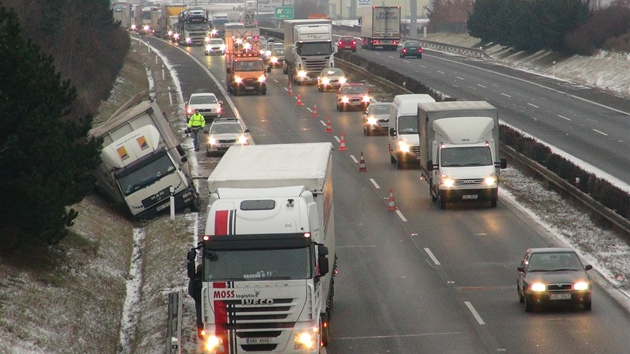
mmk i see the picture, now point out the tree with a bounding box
[0,5,102,249]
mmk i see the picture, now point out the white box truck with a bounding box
[388,94,436,169]
[417,101,507,209]
[88,93,200,219]
[360,6,401,50]
[283,19,335,85]
[186,143,337,353]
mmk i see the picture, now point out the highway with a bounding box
[140,35,630,353]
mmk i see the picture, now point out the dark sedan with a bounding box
[400,40,423,59]
[517,248,592,312]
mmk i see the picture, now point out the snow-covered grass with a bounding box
[0,33,628,353]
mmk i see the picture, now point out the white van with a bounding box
[388,94,436,169]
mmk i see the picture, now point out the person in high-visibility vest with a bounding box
[188,109,205,151]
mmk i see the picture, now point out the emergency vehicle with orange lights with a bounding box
[224,25,267,95]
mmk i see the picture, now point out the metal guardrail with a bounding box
[501,144,630,237]
[166,291,183,354]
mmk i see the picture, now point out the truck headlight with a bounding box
[186,37,192,43]
[234,76,242,84]
[530,283,546,292]
[440,174,454,187]
[398,141,409,152]
[205,37,210,43]
[258,75,266,83]
[271,57,278,63]
[484,173,497,185]
[293,328,318,350]
[297,70,307,78]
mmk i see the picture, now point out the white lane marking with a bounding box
[438,70,445,74]
[464,302,486,325]
[424,248,441,266]
[319,120,326,126]
[350,155,358,163]
[456,76,465,81]
[477,84,487,88]
[593,129,608,136]
[395,209,407,222]
[370,178,380,189]
[558,114,571,121]
[501,93,511,97]
[528,103,539,108]
[334,135,341,143]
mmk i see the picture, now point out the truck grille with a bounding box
[303,56,331,73]
[410,146,420,156]
[453,178,484,186]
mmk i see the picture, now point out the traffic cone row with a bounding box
[387,188,397,211]
[358,152,367,172]
[338,133,347,151]
[288,82,293,96]
[325,116,333,133]
[312,103,319,117]
[296,94,303,106]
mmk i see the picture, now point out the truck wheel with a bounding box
[261,88,267,95]
[390,154,396,164]
[396,158,403,169]
[189,196,201,213]
[490,197,498,208]
[438,194,447,210]
[234,87,239,96]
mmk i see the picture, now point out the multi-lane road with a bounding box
[140,34,630,353]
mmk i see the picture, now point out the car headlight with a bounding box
[265,50,271,56]
[367,117,377,125]
[204,335,222,351]
[271,57,278,63]
[362,95,371,103]
[297,70,307,78]
[574,281,589,291]
[293,327,318,350]
[205,45,211,51]
[341,96,349,103]
[217,106,222,113]
[322,78,330,85]
[258,75,266,83]
[234,76,242,84]
[239,135,248,144]
[398,141,409,152]
[208,137,216,145]
[339,77,347,84]
[530,283,546,292]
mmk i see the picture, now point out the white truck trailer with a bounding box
[283,19,335,85]
[360,6,401,50]
[88,93,200,219]
[186,142,337,353]
[417,101,507,209]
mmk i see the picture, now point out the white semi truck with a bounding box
[187,142,337,353]
[360,5,401,50]
[283,19,335,85]
[88,93,200,219]
[417,101,507,209]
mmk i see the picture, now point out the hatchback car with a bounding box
[186,93,223,122]
[336,83,371,111]
[317,68,346,92]
[363,102,393,135]
[400,40,423,59]
[205,118,253,156]
[517,248,592,312]
[337,36,357,52]
[204,38,226,55]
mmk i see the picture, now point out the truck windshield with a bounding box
[117,152,177,196]
[234,60,263,71]
[203,247,312,281]
[185,23,207,31]
[397,115,417,134]
[297,42,332,56]
[441,146,493,167]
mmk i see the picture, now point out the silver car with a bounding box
[363,102,392,136]
[205,118,253,156]
[317,68,347,92]
[186,93,223,121]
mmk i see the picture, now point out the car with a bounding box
[336,83,371,111]
[400,40,422,59]
[363,102,393,135]
[205,117,253,156]
[204,38,226,55]
[517,248,592,312]
[317,68,346,92]
[263,42,284,64]
[337,36,357,52]
[266,46,285,71]
[186,93,223,122]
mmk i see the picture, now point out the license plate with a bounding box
[245,337,276,345]
[462,194,478,200]
[550,293,571,300]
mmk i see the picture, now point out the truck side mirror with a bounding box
[389,128,396,137]
[500,157,507,169]
[427,160,433,171]
[317,245,329,277]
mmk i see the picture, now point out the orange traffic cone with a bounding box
[312,103,319,117]
[325,116,333,133]
[288,82,294,96]
[296,94,303,106]
[387,188,397,211]
[338,133,347,151]
[358,152,367,172]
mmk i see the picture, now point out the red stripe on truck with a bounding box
[215,210,229,235]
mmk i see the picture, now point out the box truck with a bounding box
[186,143,337,353]
[360,6,401,50]
[88,93,200,219]
[417,101,507,209]
[388,94,436,169]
